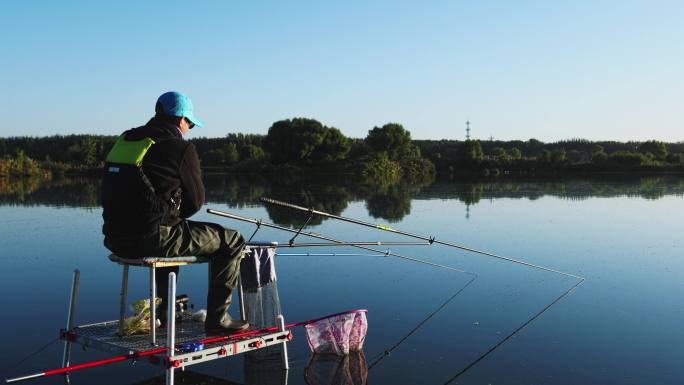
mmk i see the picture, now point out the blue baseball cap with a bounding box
[156,91,204,128]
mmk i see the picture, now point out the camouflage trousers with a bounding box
[106,219,246,322]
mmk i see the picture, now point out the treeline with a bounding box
[0,118,434,183]
[0,135,115,178]
[417,138,684,176]
[1,121,684,180]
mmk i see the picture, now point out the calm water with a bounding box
[0,175,682,385]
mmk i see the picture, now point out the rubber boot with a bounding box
[204,284,249,334]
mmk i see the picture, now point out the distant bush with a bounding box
[607,151,649,166]
[240,144,265,162]
[0,151,51,178]
[400,156,436,182]
[360,152,402,184]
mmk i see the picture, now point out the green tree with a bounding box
[492,147,508,161]
[263,118,327,164]
[203,149,226,166]
[592,145,607,163]
[400,156,436,182]
[537,149,551,163]
[666,152,684,164]
[3,150,46,176]
[311,127,350,161]
[462,140,483,163]
[551,148,566,163]
[240,144,265,161]
[592,151,608,163]
[509,147,522,159]
[224,143,239,164]
[608,151,647,166]
[360,152,402,183]
[365,123,413,160]
[67,137,98,166]
[637,140,667,160]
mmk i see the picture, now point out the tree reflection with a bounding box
[203,174,269,208]
[458,183,484,206]
[3,175,684,224]
[264,181,350,227]
[365,184,412,222]
[0,176,98,207]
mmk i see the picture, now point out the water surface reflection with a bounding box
[2,175,683,222]
[0,175,682,384]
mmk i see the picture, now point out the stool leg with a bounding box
[150,266,156,346]
[118,265,128,337]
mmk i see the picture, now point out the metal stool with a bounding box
[108,242,278,346]
[108,254,216,345]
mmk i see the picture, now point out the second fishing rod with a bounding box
[207,208,470,274]
[260,197,584,281]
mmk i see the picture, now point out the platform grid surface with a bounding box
[72,314,267,353]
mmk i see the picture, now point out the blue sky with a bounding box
[1,1,682,141]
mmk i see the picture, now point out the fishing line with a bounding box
[368,274,478,370]
[443,276,585,384]
[0,337,60,373]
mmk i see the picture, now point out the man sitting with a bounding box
[101,91,248,333]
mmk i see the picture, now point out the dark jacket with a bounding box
[102,117,204,242]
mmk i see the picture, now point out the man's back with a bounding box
[101,117,204,247]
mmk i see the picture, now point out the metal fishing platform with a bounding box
[63,314,292,368]
[7,245,291,385]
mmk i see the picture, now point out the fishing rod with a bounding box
[207,209,471,274]
[279,241,430,248]
[277,253,391,257]
[260,197,584,280]
[5,309,366,384]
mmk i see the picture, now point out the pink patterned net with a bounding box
[304,310,368,355]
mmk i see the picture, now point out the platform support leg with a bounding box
[276,314,289,370]
[166,272,177,385]
[118,265,129,337]
[238,274,245,321]
[150,266,156,346]
[62,269,80,369]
